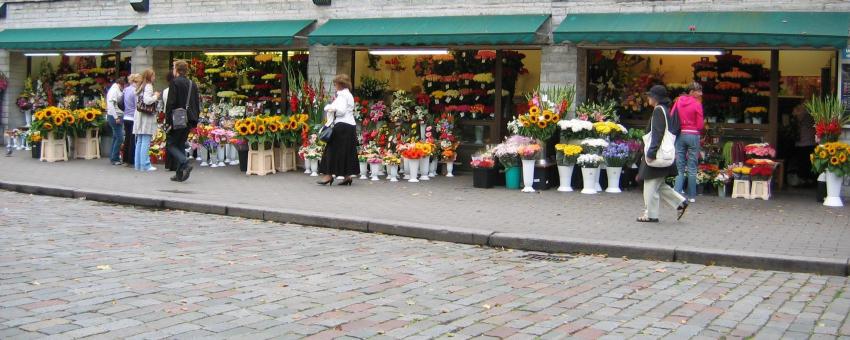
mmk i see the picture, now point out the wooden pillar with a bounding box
[493,50,504,143]
[768,50,779,146]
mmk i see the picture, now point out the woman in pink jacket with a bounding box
[673,82,704,202]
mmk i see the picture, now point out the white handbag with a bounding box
[642,105,676,168]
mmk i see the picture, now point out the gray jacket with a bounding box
[133,84,159,136]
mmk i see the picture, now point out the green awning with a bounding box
[309,15,549,46]
[554,12,850,48]
[0,25,134,50]
[121,20,314,48]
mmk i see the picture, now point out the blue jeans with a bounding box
[107,116,124,163]
[674,134,700,199]
[135,134,152,171]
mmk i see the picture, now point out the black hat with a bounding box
[646,85,669,101]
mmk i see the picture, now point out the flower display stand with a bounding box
[40,132,68,162]
[750,180,771,200]
[246,143,276,176]
[731,179,750,199]
[73,129,100,160]
[274,147,297,172]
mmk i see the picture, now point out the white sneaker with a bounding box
[689,198,696,203]
[144,167,157,172]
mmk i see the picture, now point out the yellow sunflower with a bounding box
[529,106,541,116]
[819,151,828,159]
[247,122,257,134]
[43,108,55,118]
[542,110,553,122]
[840,153,848,163]
[298,114,308,123]
[551,114,561,123]
[237,124,249,135]
[43,123,53,130]
[66,115,76,125]
[277,122,286,131]
[519,116,529,125]
[53,116,64,126]
[537,121,547,129]
[268,123,279,133]
[830,156,840,166]
[257,125,266,135]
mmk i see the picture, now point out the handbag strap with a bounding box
[183,81,193,111]
[653,105,669,132]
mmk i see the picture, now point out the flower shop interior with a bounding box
[555,11,849,195]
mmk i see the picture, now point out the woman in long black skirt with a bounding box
[317,74,359,186]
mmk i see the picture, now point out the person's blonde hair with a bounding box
[127,73,141,85]
[136,69,156,94]
[333,74,351,90]
[174,60,189,76]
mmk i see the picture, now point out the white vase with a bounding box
[474,126,484,144]
[209,148,219,167]
[216,145,226,167]
[557,165,574,192]
[429,158,438,177]
[581,167,599,194]
[304,157,312,174]
[595,164,604,192]
[402,158,411,179]
[359,161,368,179]
[227,144,239,165]
[824,170,845,207]
[388,164,399,182]
[309,159,319,177]
[419,157,431,180]
[408,159,420,182]
[369,163,381,181]
[605,167,623,193]
[521,159,536,192]
[446,161,454,177]
[199,146,209,166]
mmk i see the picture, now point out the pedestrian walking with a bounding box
[316,74,358,186]
[672,82,704,202]
[164,60,200,182]
[106,77,126,165]
[122,74,140,167]
[161,72,178,172]
[637,85,688,223]
[133,69,160,172]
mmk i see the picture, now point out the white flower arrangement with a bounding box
[577,154,604,168]
[580,138,609,148]
[557,119,594,132]
[227,106,245,118]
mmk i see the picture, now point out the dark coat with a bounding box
[165,76,200,129]
[638,104,675,181]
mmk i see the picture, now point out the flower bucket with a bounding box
[309,158,319,176]
[31,143,41,159]
[402,158,411,179]
[595,164,604,192]
[238,148,249,172]
[581,167,598,194]
[605,167,622,193]
[429,158,438,177]
[369,163,381,181]
[40,131,68,162]
[359,161,368,179]
[505,166,522,190]
[521,159,536,192]
[717,184,727,198]
[557,165,574,192]
[408,159,420,183]
[388,164,399,182]
[246,142,275,176]
[472,168,493,188]
[74,128,100,160]
[445,161,455,177]
[419,157,430,181]
[824,171,844,207]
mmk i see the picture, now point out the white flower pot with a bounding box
[402,158,411,179]
[369,163,381,181]
[379,164,386,176]
[359,161,368,179]
[408,159,420,182]
[215,145,226,167]
[227,144,239,165]
[388,164,399,182]
[209,148,219,167]
[595,164,604,192]
[309,159,319,176]
[605,167,623,193]
[304,158,312,174]
[824,170,845,207]
[557,165,574,192]
[521,159,536,193]
[581,167,599,194]
[429,158,438,177]
[419,158,431,180]
[446,161,454,177]
[199,146,209,166]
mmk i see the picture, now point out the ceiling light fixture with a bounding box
[65,52,105,56]
[24,53,60,57]
[623,49,724,56]
[369,49,449,56]
[204,51,256,56]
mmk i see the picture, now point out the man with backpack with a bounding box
[164,60,200,182]
[671,82,704,203]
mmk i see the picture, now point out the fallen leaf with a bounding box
[334,325,342,331]
[482,304,491,310]
[680,319,686,324]
[112,300,117,305]
[31,281,40,286]
[406,300,416,306]
[447,333,456,337]
[655,268,667,273]
[96,264,111,270]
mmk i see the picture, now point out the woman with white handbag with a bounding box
[637,85,688,223]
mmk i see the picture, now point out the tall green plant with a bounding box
[804,95,849,142]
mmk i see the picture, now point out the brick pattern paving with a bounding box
[2,191,850,339]
[1,154,849,261]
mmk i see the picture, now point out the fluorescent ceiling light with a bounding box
[623,49,724,56]
[64,52,104,56]
[205,51,256,56]
[369,49,449,56]
[24,53,60,57]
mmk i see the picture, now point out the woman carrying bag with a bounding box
[638,85,688,223]
[133,69,160,172]
[316,74,359,186]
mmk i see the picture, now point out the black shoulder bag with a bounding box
[172,81,193,130]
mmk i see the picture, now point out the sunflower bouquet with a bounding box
[68,107,105,135]
[555,144,583,166]
[31,106,73,138]
[507,91,561,142]
[811,142,850,177]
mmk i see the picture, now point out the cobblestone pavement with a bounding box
[1,153,849,261]
[2,191,850,339]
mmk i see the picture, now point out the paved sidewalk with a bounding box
[3,191,850,339]
[1,153,849,273]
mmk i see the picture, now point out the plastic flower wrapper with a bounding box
[577,154,604,168]
[602,142,630,167]
[555,144,583,166]
[517,143,541,160]
[580,138,609,155]
[557,119,594,141]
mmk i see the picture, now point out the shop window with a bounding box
[24,53,131,110]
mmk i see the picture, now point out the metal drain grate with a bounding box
[521,253,575,262]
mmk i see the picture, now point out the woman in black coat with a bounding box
[638,85,688,222]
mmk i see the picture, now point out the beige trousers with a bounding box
[643,177,686,219]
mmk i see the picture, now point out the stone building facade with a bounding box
[1,0,849,130]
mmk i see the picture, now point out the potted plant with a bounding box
[470,150,496,188]
[602,142,630,193]
[518,143,542,193]
[805,95,849,144]
[811,142,850,207]
[577,154,604,194]
[555,144,582,192]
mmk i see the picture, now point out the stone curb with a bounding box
[2,180,847,276]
